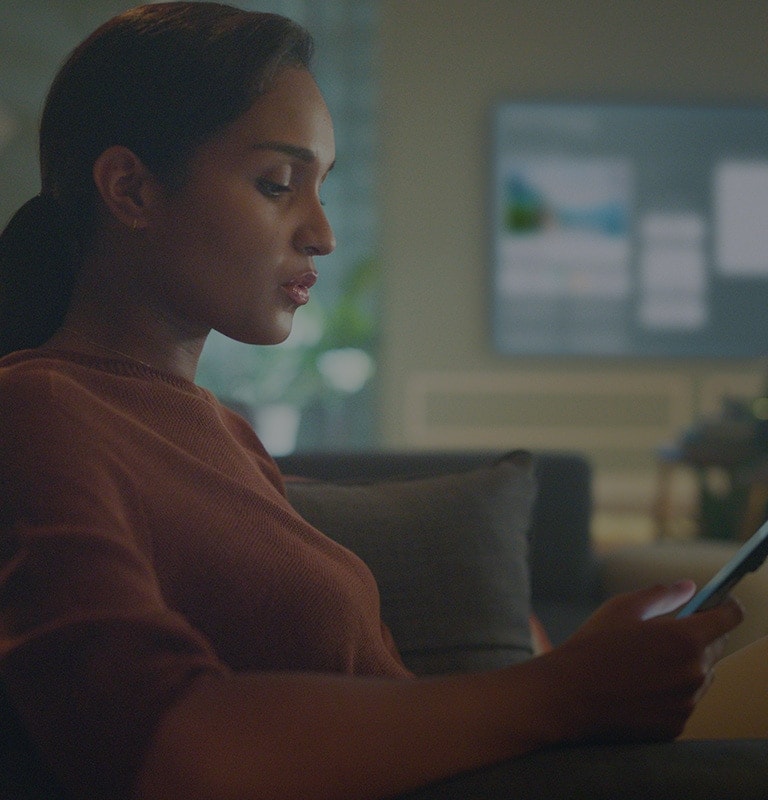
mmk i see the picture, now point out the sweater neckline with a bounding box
[7,346,216,402]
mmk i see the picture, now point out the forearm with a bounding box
[134,586,743,800]
[134,661,567,800]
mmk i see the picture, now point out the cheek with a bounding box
[151,182,282,293]
[200,196,278,263]
[166,212,252,276]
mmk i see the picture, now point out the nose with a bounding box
[294,197,336,257]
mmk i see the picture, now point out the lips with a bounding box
[281,270,317,306]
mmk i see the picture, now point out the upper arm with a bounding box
[0,367,226,798]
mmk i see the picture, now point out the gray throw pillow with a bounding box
[284,450,536,675]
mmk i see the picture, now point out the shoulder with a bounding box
[1,352,62,422]
[0,352,118,480]
[0,353,150,526]
[0,350,98,427]
[215,400,287,493]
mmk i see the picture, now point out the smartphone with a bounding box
[676,518,768,617]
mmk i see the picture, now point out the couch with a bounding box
[278,449,599,650]
[276,448,768,800]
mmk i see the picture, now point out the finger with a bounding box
[610,580,697,621]
[683,595,744,640]
[641,580,698,619]
[693,667,716,705]
[704,637,725,670]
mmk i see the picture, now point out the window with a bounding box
[196,0,380,453]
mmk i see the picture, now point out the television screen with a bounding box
[490,101,768,358]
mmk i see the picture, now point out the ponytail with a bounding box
[0,195,80,357]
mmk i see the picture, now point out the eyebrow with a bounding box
[253,140,335,172]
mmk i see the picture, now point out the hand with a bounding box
[539,582,743,744]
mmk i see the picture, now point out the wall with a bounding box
[376,0,768,518]
[3,0,768,520]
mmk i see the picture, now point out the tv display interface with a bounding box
[490,101,768,358]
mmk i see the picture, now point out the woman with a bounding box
[0,4,743,799]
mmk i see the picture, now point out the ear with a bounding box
[91,145,158,230]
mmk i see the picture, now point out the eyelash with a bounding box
[257,179,291,199]
[257,178,327,207]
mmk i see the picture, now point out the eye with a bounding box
[257,178,292,199]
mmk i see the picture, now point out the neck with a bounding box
[47,316,206,382]
[52,239,208,381]
[57,326,157,371]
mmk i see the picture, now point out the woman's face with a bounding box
[143,67,336,345]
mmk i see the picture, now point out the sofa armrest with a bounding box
[526,452,601,643]
[526,453,596,603]
[396,739,768,799]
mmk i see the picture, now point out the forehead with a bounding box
[222,68,335,166]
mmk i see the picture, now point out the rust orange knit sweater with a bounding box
[0,348,409,798]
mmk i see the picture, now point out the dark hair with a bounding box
[0,2,313,356]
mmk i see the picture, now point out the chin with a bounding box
[270,312,296,344]
[241,333,291,347]
[267,331,292,345]
[270,320,294,344]
[224,314,294,346]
